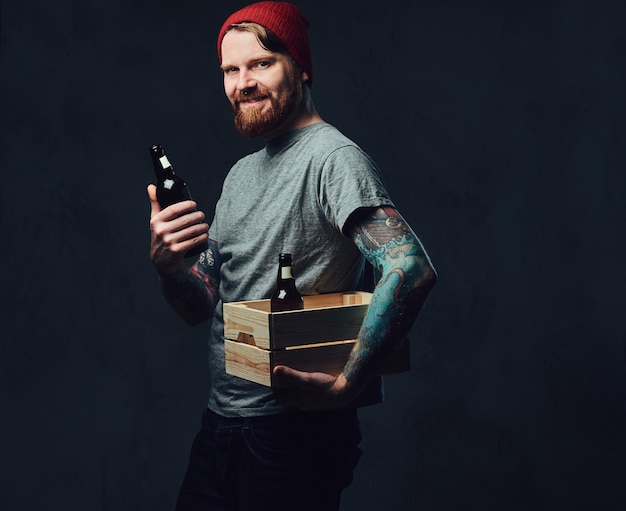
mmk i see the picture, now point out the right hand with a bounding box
[147,184,209,275]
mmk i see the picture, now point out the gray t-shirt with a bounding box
[207,122,395,417]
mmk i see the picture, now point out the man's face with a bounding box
[220,30,307,138]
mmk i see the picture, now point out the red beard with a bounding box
[232,68,303,138]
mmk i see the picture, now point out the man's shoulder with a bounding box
[304,122,358,149]
[291,123,372,168]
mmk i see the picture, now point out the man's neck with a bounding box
[262,106,323,142]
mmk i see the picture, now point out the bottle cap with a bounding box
[279,253,292,265]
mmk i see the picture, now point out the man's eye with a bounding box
[256,61,269,68]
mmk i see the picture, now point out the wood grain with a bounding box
[224,292,372,350]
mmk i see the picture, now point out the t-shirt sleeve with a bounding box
[318,145,395,234]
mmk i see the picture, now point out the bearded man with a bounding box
[147,2,437,510]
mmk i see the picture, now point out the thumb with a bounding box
[272,365,300,389]
[272,365,322,389]
[272,366,307,399]
[147,184,162,217]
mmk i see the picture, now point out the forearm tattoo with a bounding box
[192,245,220,296]
[161,240,221,325]
[345,206,436,385]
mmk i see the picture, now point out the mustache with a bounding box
[234,91,270,106]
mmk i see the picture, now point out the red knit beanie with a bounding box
[217,2,313,86]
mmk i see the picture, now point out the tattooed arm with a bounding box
[148,184,220,325]
[156,241,221,326]
[343,206,437,386]
[273,206,436,409]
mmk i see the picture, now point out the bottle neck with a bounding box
[279,265,294,280]
[157,155,175,177]
[151,146,175,181]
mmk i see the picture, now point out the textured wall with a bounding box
[1,1,625,509]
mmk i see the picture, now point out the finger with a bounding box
[277,365,338,387]
[159,200,200,222]
[272,365,295,389]
[164,210,207,234]
[148,185,200,220]
[160,223,209,250]
[273,366,334,392]
[171,234,210,256]
[272,365,305,387]
[147,184,162,217]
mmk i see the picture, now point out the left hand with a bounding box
[272,366,360,411]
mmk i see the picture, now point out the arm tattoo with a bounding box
[160,239,221,326]
[191,244,220,298]
[345,206,436,385]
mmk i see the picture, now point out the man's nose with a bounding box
[237,70,257,93]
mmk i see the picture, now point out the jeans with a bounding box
[175,408,363,511]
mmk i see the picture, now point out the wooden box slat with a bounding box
[225,339,355,387]
[223,292,372,350]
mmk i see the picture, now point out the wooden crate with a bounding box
[223,291,410,387]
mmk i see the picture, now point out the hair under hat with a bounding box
[217,2,314,86]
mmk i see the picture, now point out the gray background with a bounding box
[1,0,625,509]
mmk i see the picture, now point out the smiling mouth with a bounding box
[241,98,267,108]
[241,99,265,107]
[237,93,268,105]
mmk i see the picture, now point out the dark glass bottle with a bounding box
[270,253,304,312]
[150,144,208,258]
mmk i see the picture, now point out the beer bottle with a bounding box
[270,253,304,312]
[150,144,208,258]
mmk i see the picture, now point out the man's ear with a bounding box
[301,71,310,83]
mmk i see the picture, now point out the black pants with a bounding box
[175,408,363,511]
